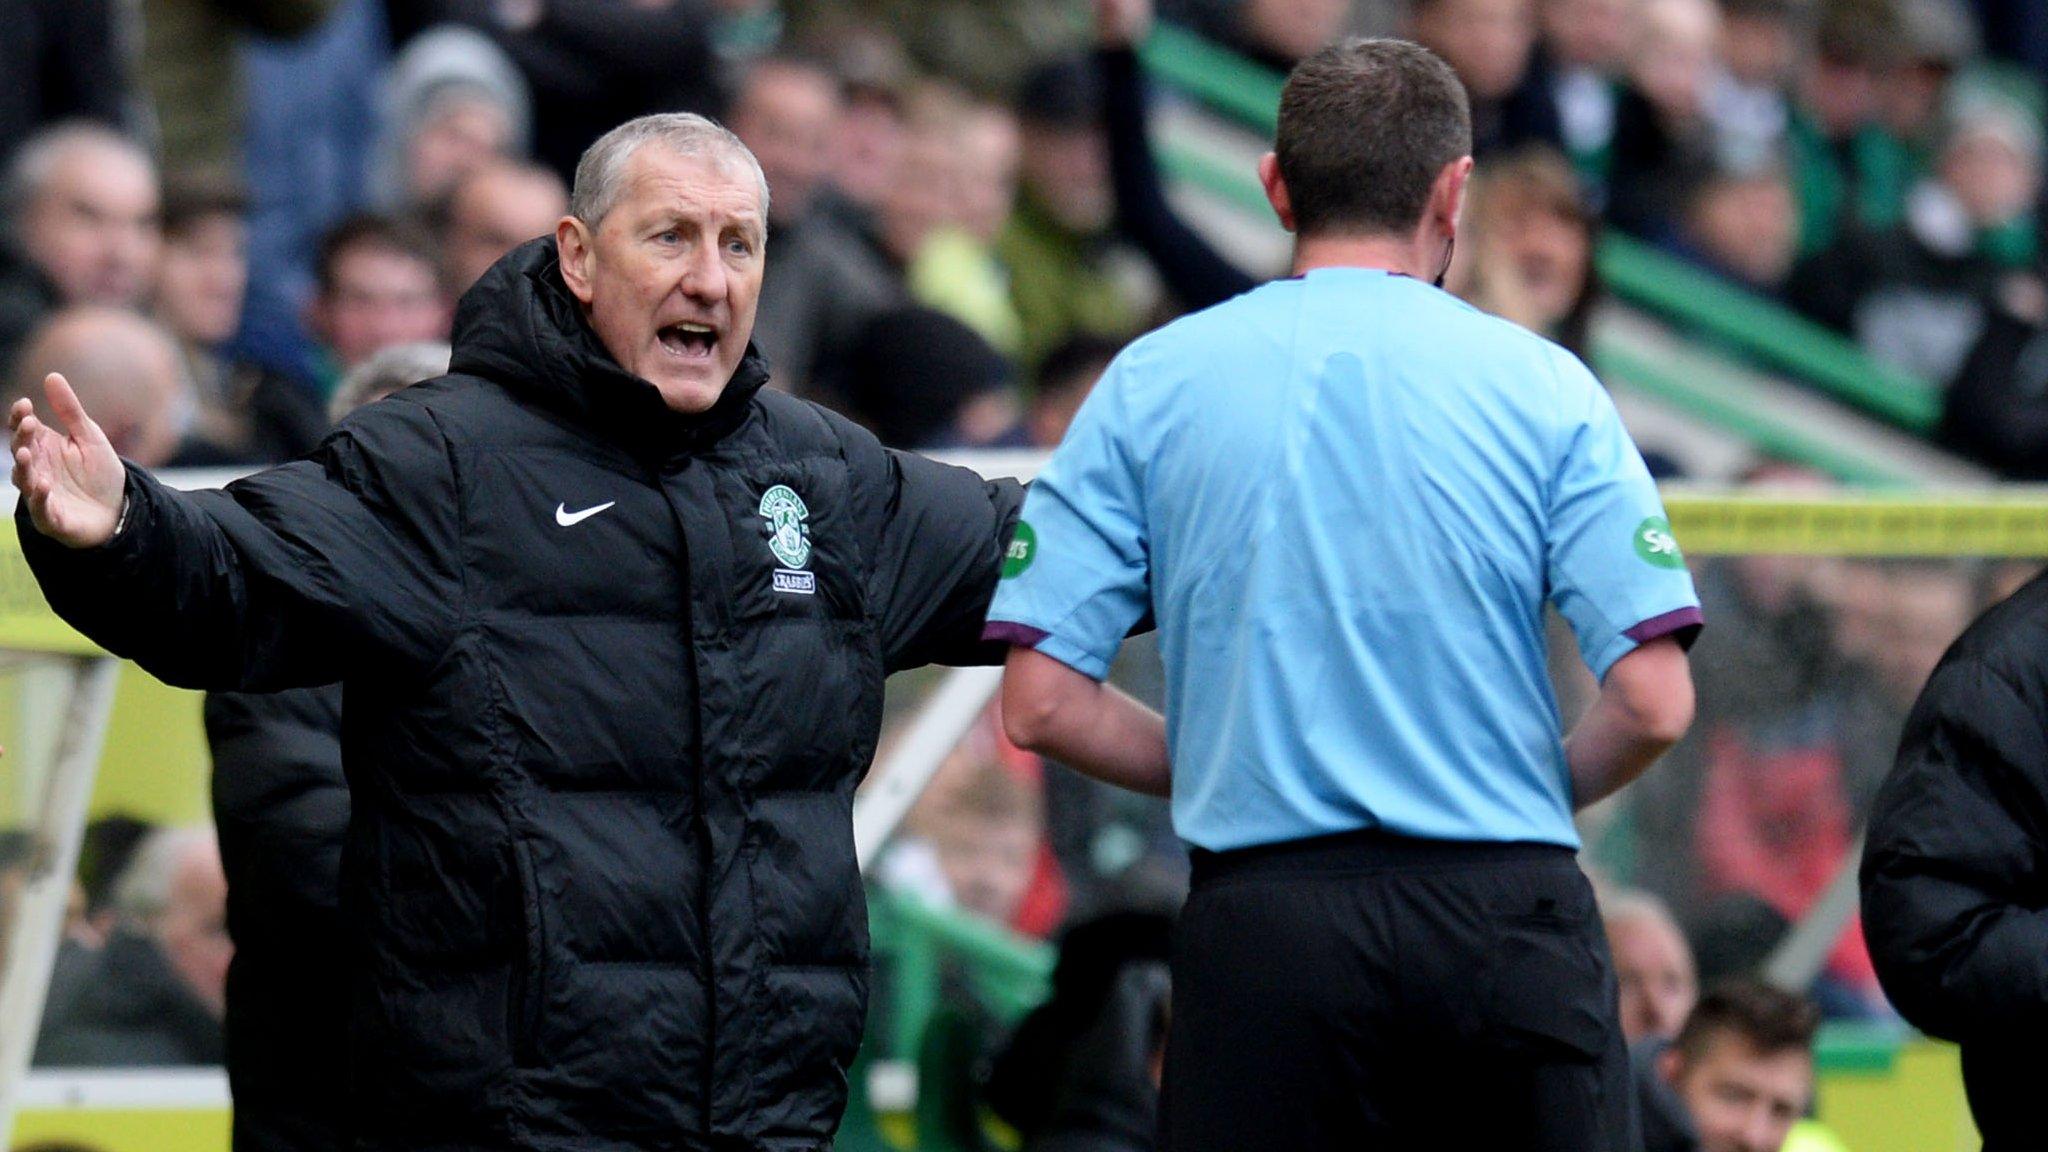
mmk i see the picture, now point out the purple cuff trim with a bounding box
[1625,606,1705,650]
[982,621,1052,648]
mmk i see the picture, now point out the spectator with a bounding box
[1676,158,1802,294]
[814,29,912,240]
[152,176,328,467]
[900,92,1027,355]
[838,305,1020,449]
[1862,565,2048,1151]
[417,1,726,184]
[1881,0,1982,150]
[1941,277,2048,476]
[206,339,444,1152]
[728,54,902,398]
[137,0,343,174]
[1027,334,1123,449]
[1448,146,1600,354]
[0,0,127,167]
[1604,888,1701,1045]
[1162,0,1352,71]
[1787,0,1915,256]
[440,160,568,299]
[1000,56,1156,369]
[987,911,1173,1152]
[8,308,187,467]
[1704,0,1803,173]
[370,25,531,216]
[1411,0,1565,157]
[1789,94,2044,385]
[305,213,452,387]
[34,826,231,1067]
[1538,0,1644,187]
[1095,0,1261,313]
[0,123,160,370]
[328,340,451,422]
[1606,0,1724,239]
[1635,982,1821,1152]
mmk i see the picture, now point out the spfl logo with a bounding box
[1633,516,1685,569]
[760,484,815,594]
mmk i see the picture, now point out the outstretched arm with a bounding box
[12,374,459,692]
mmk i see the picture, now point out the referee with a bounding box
[985,39,1700,1151]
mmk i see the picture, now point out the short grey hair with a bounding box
[108,826,215,925]
[568,113,769,228]
[331,340,451,422]
[1,120,155,231]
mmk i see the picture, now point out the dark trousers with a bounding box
[1160,829,1638,1152]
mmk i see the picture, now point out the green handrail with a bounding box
[1594,235,1943,433]
[1137,23,1281,134]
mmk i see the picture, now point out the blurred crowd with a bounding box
[3,0,2047,1149]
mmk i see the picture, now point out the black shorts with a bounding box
[1160,829,1638,1152]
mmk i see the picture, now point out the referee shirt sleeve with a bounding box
[1544,350,1703,681]
[981,359,1150,681]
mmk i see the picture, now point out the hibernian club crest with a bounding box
[759,484,812,570]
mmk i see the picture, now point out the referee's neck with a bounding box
[1290,232,1436,281]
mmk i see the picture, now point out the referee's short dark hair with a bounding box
[1275,38,1472,238]
[1674,981,1820,1063]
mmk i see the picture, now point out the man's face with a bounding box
[1666,1035,1812,1152]
[729,65,842,227]
[157,840,232,1020]
[406,96,515,206]
[21,143,161,308]
[1018,124,1112,234]
[1689,174,1797,288]
[934,813,1038,926]
[559,146,766,414]
[1416,0,1537,102]
[1242,0,1351,63]
[1609,914,1698,1044]
[445,168,569,297]
[155,213,249,346]
[1542,0,1639,71]
[314,246,450,369]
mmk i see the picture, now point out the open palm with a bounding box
[11,373,125,549]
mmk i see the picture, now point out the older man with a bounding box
[13,112,1022,1151]
[0,121,161,367]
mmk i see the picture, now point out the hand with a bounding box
[1095,0,1154,49]
[11,373,126,549]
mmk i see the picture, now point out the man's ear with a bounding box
[556,216,597,305]
[1258,152,1296,234]
[1436,156,1476,234]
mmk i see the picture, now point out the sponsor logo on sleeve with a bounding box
[1634,516,1686,569]
[1001,522,1037,579]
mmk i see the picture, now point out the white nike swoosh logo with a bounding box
[555,501,616,527]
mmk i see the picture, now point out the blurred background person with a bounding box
[1606,0,1723,240]
[368,26,530,217]
[1705,0,1803,175]
[837,305,1021,450]
[1000,56,1159,370]
[1673,157,1803,296]
[1411,0,1561,156]
[8,307,189,467]
[438,159,568,300]
[1161,0,1352,72]
[1538,0,1643,191]
[34,826,231,1068]
[1789,0,1915,258]
[1446,145,1601,354]
[153,174,329,467]
[207,340,448,1152]
[730,54,901,398]
[0,123,161,370]
[904,95,1026,356]
[1789,93,2045,385]
[304,213,451,391]
[0,0,127,167]
[1606,888,1703,1045]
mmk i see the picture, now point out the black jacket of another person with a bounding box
[18,237,1025,1152]
[1861,569,2048,1152]
[34,931,226,1067]
[206,684,349,1152]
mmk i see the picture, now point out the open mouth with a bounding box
[657,321,719,360]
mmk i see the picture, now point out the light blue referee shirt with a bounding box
[983,268,1702,852]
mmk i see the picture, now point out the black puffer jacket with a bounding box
[20,238,1024,1151]
[1861,568,2048,1151]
